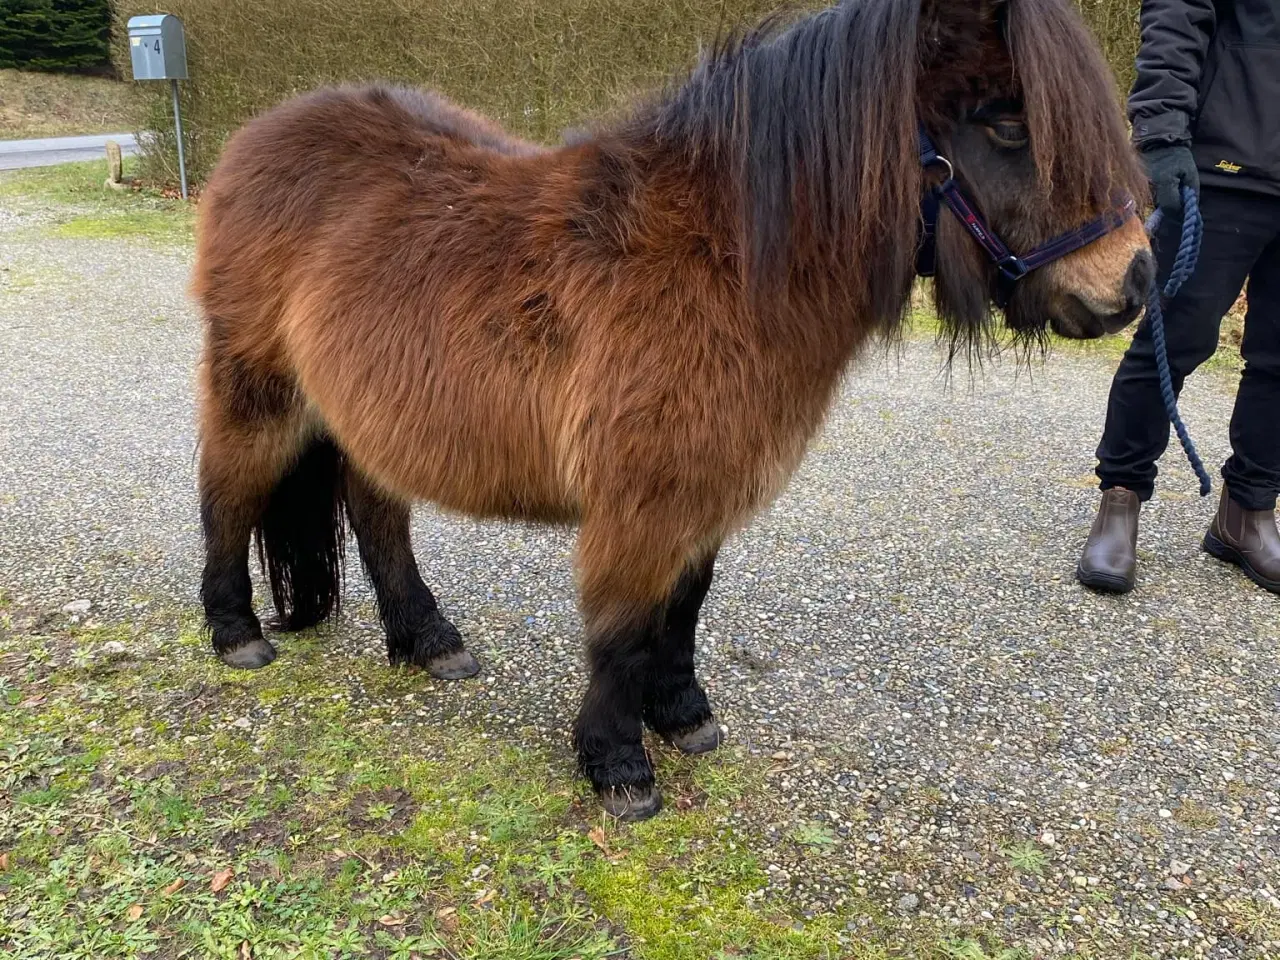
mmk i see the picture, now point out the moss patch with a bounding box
[46,208,194,245]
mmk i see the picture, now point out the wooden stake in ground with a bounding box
[104,140,127,191]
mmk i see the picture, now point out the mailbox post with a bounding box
[127,15,190,199]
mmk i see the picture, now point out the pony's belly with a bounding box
[332,414,579,525]
[412,468,583,522]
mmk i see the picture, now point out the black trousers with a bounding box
[1095,186,1280,511]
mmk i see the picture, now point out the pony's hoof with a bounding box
[219,638,277,670]
[427,649,480,681]
[667,719,723,756]
[601,784,663,821]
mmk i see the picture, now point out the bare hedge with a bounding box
[113,0,1141,184]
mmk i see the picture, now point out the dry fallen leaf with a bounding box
[0,853,10,872]
[161,878,185,895]
[210,868,235,892]
[587,826,611,854]
[475,889,497,906]
[126,904,144,922]
[238,941,252,960]
[378,914,406,927]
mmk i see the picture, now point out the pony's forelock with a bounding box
[1007,0,1147,208]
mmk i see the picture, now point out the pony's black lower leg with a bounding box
[201,487,276,669]
[644,553,720,754]
[344,469,478,680]
[573,606,662,820]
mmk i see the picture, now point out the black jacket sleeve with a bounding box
[1127,0,1218,149]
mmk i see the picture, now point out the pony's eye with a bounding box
[987,120,1029,149]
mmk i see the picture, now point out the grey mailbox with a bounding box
[126,14,190,199]
[127,15,188,81]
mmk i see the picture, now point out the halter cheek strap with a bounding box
[917,128,1135,308]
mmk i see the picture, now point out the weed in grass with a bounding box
[1001,841,1048,875]
[1172,799,1219,830]
[939,941,1029,960]
[790,821,840,850]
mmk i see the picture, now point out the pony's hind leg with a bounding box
[199,343,326,668]
[644,552,722,755]
[199,424,301,670]
[344,468,479,680]
[201,470,275,669]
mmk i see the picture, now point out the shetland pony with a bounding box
[194,0,1152,819]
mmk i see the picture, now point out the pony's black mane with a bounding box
[653,0,923,327]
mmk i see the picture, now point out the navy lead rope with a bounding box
[1145,185,1211,497]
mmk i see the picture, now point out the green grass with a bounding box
[0,70,137,141]
[0,158,195,246]
[5,595,1231,959]
[0,604,1038,960]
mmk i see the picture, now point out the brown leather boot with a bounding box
[1202,486,1280,595]
[1077,488,1140,593]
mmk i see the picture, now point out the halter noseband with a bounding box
[916,128,1135,308]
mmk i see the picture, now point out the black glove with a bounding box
[1142,144,1200,216]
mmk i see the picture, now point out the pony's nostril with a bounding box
[1123,249,1156,309]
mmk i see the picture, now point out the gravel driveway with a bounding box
[2,198,1277,957]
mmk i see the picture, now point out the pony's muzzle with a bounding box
[1054,248,1155,339]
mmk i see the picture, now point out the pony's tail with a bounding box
[254,437,347,631]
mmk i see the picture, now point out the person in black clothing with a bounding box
[1077,0,1280,596]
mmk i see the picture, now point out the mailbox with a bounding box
[127,15,188,81]
[125,14,190,199]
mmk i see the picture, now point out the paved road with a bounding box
[0,132,138,170]
[1,196,1277,956]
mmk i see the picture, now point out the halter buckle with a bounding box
[994,256,1029,308]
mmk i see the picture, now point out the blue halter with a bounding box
[916,128,1134,308]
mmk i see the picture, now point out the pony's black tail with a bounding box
[255,437,347,631]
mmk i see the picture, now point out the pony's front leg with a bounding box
[574,605,663,820]
[572,522,686,821]
[643,551,722,754]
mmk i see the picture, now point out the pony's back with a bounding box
[192,86,539,332]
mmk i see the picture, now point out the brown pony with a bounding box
[194,0,1152,819]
